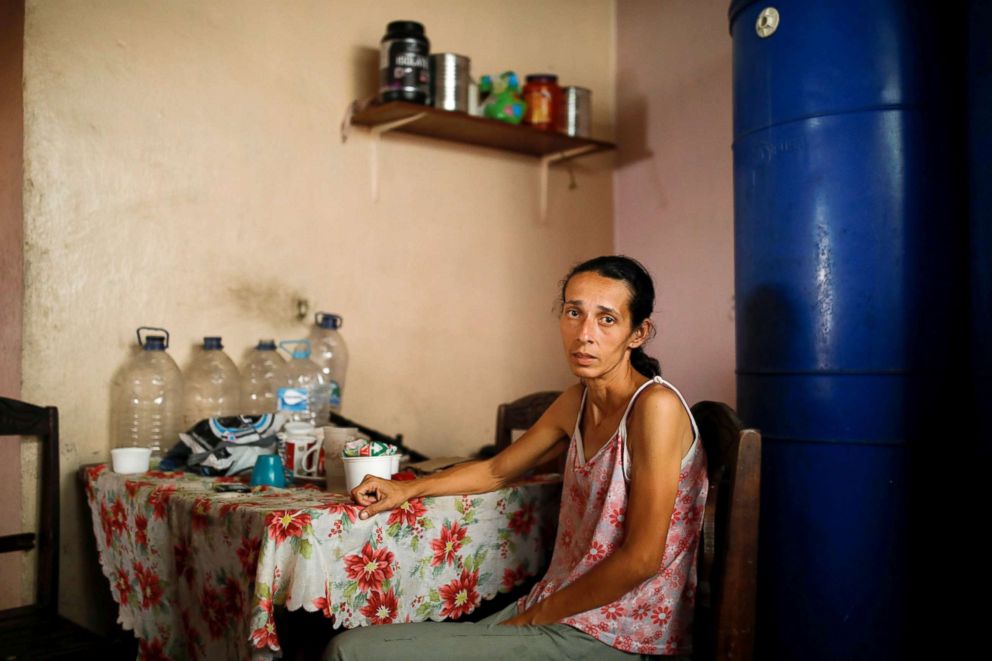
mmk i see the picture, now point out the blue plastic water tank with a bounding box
[729,1,963,657]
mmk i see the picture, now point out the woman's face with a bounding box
[559,271,646,379]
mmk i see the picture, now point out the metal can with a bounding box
[523,74,562,130]
[430,53,470,112]
[557,86,592,137]
[379,21,430,104]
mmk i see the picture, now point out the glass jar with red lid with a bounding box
[522,74,562,130]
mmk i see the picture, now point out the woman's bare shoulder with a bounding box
[629,383,691,436]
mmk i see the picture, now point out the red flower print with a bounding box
[586,540,607,563]
[265,510,312,545]
[223,576,244,618]
[138,637,169,661]
[322,501,360,523]
[664,635,683,655]
[237,536,260,576]
[651,604,672,626]
[344,542,395,592]
[507,503,536,536]
[438,569,480,620]
[110,498,128,536]
[218,500,245,517]
[251,621,281,651]
[174,537,194,585]
[387,498,428,528]
[85,463,107,482]
[430,521,467,567]
[124,480,142,498]
[112,568,130,606]
[559,530,573,549]
[133,561,163,608]
[99,502,114,546]
[149,484,176,520]
[600,603,625,620]
[134,514,149,547]
[313,595,332,618]
[146,469,178,478]
[360,588,399,624]
[202,581,226,639]
[608,506,626,528]
[191,497,212,531]
[501,564,529,592]
[632,600,651,621]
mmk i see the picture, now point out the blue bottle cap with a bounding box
[144,336,167,351]
[315,312,343,330]
[203,336,223,350]
[256,340,277,351]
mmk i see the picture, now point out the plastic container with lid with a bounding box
[308,313,350,413]
[379,20,431,104]
[182,336,241,428]
[523,74,562,130]
[112,326,184,462]
[276,339,330,426]
[240,339,287,415]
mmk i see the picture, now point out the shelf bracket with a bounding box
[369,112,426,202]
[538,145,598,223]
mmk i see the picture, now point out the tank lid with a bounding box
[144,336,167,351]
[315,312,343,330]
[256,340,277,350]
[203,336,223,350]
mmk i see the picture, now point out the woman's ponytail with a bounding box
[630,346,662,378]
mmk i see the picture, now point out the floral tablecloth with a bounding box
[83,465,561,660]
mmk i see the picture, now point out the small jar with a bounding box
[379,21,431,104]
[522,74,562,130]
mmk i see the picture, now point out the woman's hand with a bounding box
[351,475,416,520]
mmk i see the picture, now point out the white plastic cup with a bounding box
[390,453,400,474]
[342,455,393,492]
[111,447,152,474]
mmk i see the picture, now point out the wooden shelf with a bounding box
[350,101,614,160]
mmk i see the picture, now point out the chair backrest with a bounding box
[494,391,562,452]
[0,396,60,615]
[690,400,761,661]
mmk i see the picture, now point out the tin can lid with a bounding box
[525,74,558,83]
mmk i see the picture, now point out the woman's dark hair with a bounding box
[559,255,661,378]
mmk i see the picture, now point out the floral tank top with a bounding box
[518,376,708,655]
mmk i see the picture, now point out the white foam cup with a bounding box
[111,447,152,474]
[342,455,393,492]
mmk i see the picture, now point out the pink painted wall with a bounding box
[614,0,735,407]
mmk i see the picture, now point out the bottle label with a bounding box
[329,381,342,409]
[525,88,553,125]
[380,38,430,97]
[278,387,310,412]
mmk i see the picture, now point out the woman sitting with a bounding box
[327,255,707,660]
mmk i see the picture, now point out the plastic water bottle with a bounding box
[240,339,286,415]
[113,327,184,461]
[182,336,241,428]
[277,339,330,425]
[309,312,350,412]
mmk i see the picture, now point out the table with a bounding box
[82,465,561,661]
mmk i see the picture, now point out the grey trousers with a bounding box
[324,602,674,660]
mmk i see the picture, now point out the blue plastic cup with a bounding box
[250,454,287,487]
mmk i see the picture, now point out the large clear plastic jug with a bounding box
[240,339,286,415]
[182,336,241,428]
[309,312,349,412]
[112,327,184,461]
[276,339,330,425]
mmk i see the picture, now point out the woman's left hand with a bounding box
[498,609,544,627]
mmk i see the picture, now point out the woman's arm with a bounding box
[501,386,691,625]
[351,386,581,520]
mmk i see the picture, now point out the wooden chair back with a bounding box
[0,396,60,617]
[495,391,562,474]
[690,400,761,661]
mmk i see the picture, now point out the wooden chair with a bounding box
[0,396,129,659]
[494,390,562,473]
[690,400,761,661]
